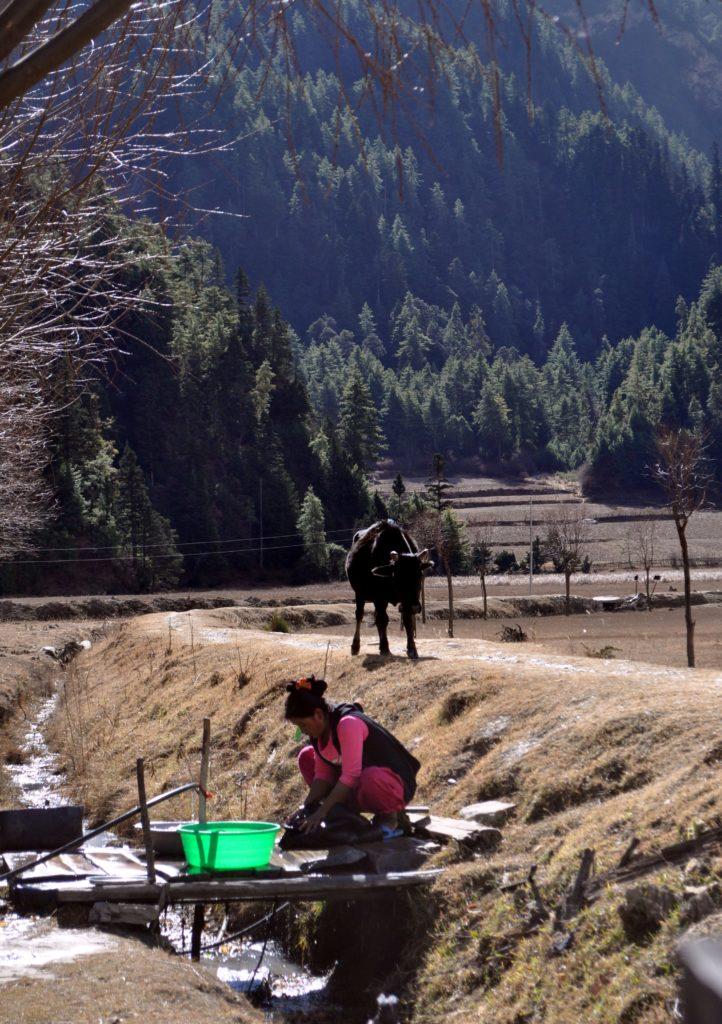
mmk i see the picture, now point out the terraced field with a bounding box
[377,472,722,569]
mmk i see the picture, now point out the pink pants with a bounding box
[298,745,406,814]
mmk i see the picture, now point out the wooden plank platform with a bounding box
[8,836,442,911]
[38,869,441,904]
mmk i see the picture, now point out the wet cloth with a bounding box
[298,739,406,815]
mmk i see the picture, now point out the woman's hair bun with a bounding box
[285,675,327,697]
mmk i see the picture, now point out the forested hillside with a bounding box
[169,0,716,359]
[4,1,722,594]
[546,0,722,152]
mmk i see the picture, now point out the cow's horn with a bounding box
[418,548,429,561]
[389,550,400,563]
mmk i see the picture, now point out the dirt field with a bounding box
[31,607,722,1024]
[376,470,722,568]
[315,597,722,669]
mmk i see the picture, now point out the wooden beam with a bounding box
[56,869,442,905]
[136,758,156,885]
[199,718,211,826]
[191,903,205,960]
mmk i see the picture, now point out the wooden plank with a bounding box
[58,853,98,875]
[84,847,146,878]
[413,815,502,850]
[269,848,330,873]
[55,869,442,904]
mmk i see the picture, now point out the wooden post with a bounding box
[136,758,155,885]
[192,717,211,961]
[191,903,205,961]
[199,717,211,825]
[421,578,426,624]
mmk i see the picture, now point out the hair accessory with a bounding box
[296,677,312,690]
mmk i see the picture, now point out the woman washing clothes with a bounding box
[284,676,420,839]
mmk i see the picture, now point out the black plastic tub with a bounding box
[0,806,84,852]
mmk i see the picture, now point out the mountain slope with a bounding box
[161,2,715,359]
[547,0,722,152]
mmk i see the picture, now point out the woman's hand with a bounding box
[298,807,325,833]
[285,806,309,829]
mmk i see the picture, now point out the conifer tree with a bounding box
[338,366,385,470]
[115,446,182,591]
[297,486,329,575]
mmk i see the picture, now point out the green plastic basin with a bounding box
[179,821,281,872]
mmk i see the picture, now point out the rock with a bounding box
[618,884,678,941]
[680,884,721,926]
[459,800,516,826]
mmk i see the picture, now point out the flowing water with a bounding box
[7,693,66,809]
[4,686,336,1020]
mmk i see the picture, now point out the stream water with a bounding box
[7,694,66,809]
[4,684,337,1021]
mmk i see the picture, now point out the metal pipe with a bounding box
[0,781,204,884]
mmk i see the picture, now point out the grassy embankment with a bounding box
[46,605,722,1024]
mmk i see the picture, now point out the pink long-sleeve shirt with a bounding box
[313,715,369,787]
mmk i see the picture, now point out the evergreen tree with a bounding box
[338,366,385,470]
[297,486,329,576]
[115,446,182,591]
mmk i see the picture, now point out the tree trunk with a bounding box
[481,572,487,620]
[645,567,652,611]
[677,519,695,667]
[565,571,571,615]
[446,564,454,638]
[421,577,426,624]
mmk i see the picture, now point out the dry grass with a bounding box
[46,610,722,1022]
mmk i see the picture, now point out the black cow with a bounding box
[345,520,433,659]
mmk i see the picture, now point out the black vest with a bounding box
[312,702,420,803]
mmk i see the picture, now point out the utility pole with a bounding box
[259,478,264,571]
[529,496,533,596]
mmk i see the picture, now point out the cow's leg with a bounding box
[351,596,364,655]
[374,602,390,655]
[402,606,418,659]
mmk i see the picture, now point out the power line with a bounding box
[0,538,345,566]
[2,525,356,555]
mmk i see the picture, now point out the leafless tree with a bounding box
[651,428,713,668]
[472,519,496,620]
[0,1,228,553]
[626,520,658,610]
[544,505,588,616]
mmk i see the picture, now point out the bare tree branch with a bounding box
[651,427,714,667]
